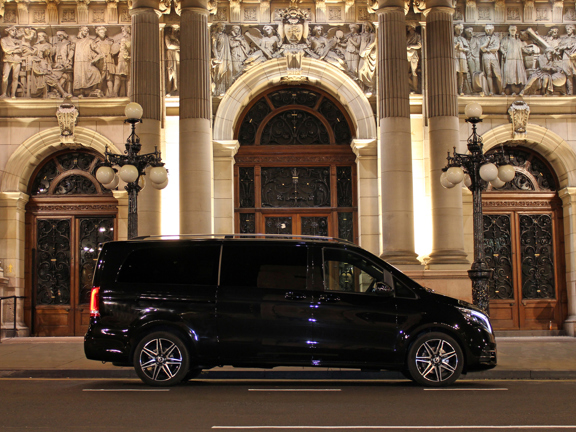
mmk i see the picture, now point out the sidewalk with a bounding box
[1,336,576,380]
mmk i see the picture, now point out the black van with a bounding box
[84,235,496,387]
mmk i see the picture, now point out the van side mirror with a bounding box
[374,282,394,297]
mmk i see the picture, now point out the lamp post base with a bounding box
[468,267,493,314]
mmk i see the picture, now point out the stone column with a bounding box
[425,3,468,265]
[179,0,213,234]
[130,0,163,236]
[559,187,576,336]
[377,0,420,265]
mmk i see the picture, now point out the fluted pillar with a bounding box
[425,5,468,265]
[377,1,420,265]
[130,1,162,236]
[179,0,213,234]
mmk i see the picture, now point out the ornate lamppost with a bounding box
[440,102,516,314]
[95,102,168,239]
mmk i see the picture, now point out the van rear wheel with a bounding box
[406,332,463,387]
[134,331,190,387]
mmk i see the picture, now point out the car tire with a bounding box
[133,331,190,387]
[406,332,464,387]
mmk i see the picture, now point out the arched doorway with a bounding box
[233,85,358,242]
[25,149,117,336]
[484,146,567,331]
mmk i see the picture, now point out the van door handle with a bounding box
[318,295,341,303]
[285,292,307,300]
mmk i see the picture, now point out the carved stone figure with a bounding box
[211,22,233,96]
[228,25,250,79]
[1,26,23,98]
[406,23,421,93]
[480,24,503,95]
[344,24,361,77]
[520,48,566,96]
[243,25,283,70]
[464,27,487,95]
[53,30,74,96]
[73,26,102,97]
[165,25,179,96]
[94,26,116,97]
[519,29,542,76]
[113,25,131,98]
[358,21,377,95]
[544,27,560,48]
[306,25,345,70]
[500,25,527,95]
[454,24,469,95]
[558,24,576,95]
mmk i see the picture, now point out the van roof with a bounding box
[132,233,356,246]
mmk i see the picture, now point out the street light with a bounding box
[441,102,515,314]
[96,102,168,239]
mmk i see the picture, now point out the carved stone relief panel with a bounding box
[0,25,131,99]
[454,23,576,97]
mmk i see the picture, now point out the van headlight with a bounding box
[456,307,493,334]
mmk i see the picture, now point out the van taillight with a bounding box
[90,287,100,318]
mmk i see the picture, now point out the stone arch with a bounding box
[1,127,119,193]
[481,123,576,188]
[213,57,377,141]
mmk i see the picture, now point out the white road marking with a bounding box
[83,389,170,392]
[248,389,341,392]
[212,426,576,430]
[423,388,508,391]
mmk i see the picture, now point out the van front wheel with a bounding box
[406,332,463,387]
[134,331,190,387]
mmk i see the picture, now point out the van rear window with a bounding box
[117,244,220,285]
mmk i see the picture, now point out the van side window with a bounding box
[323,248,391,293]
[220,244,307,290]
[117,244,220,285]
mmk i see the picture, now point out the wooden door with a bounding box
[484,198,566,330]
[25,150,117,336]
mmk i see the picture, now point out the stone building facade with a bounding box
[1,0,575,336]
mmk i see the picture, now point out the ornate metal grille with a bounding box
[338,212,354,242]
[261,110,330,145]
[54,175,98,195]
[78,217,115,304]
[265,217,292,234]
[301,217,328,236]
[520,214,555,299]
[486,147,557,192]
[261,167,330,208]
[268,89,320,109]
[237,99,272,145]
[36,219,71,305]
[237,87,353,146]
[337,166,353,207]
[30,151,109,195]
[239,167,255,208]
[484,215,514,300]
[240,213,256,234]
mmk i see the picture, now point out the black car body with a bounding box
[84,235,496,386]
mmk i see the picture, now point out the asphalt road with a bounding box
[1,379,575,431]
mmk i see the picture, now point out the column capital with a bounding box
[377,0,405,9]
[130,0,160,10]
[180,0,210,11]
[423,5,455,17]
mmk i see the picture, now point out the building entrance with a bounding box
[484,147,567,330]
[234,86,357,242]
[25,150,117,336]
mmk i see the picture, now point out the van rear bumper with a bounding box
[84,326,131,364]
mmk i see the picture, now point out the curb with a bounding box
[2,369,576,380]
